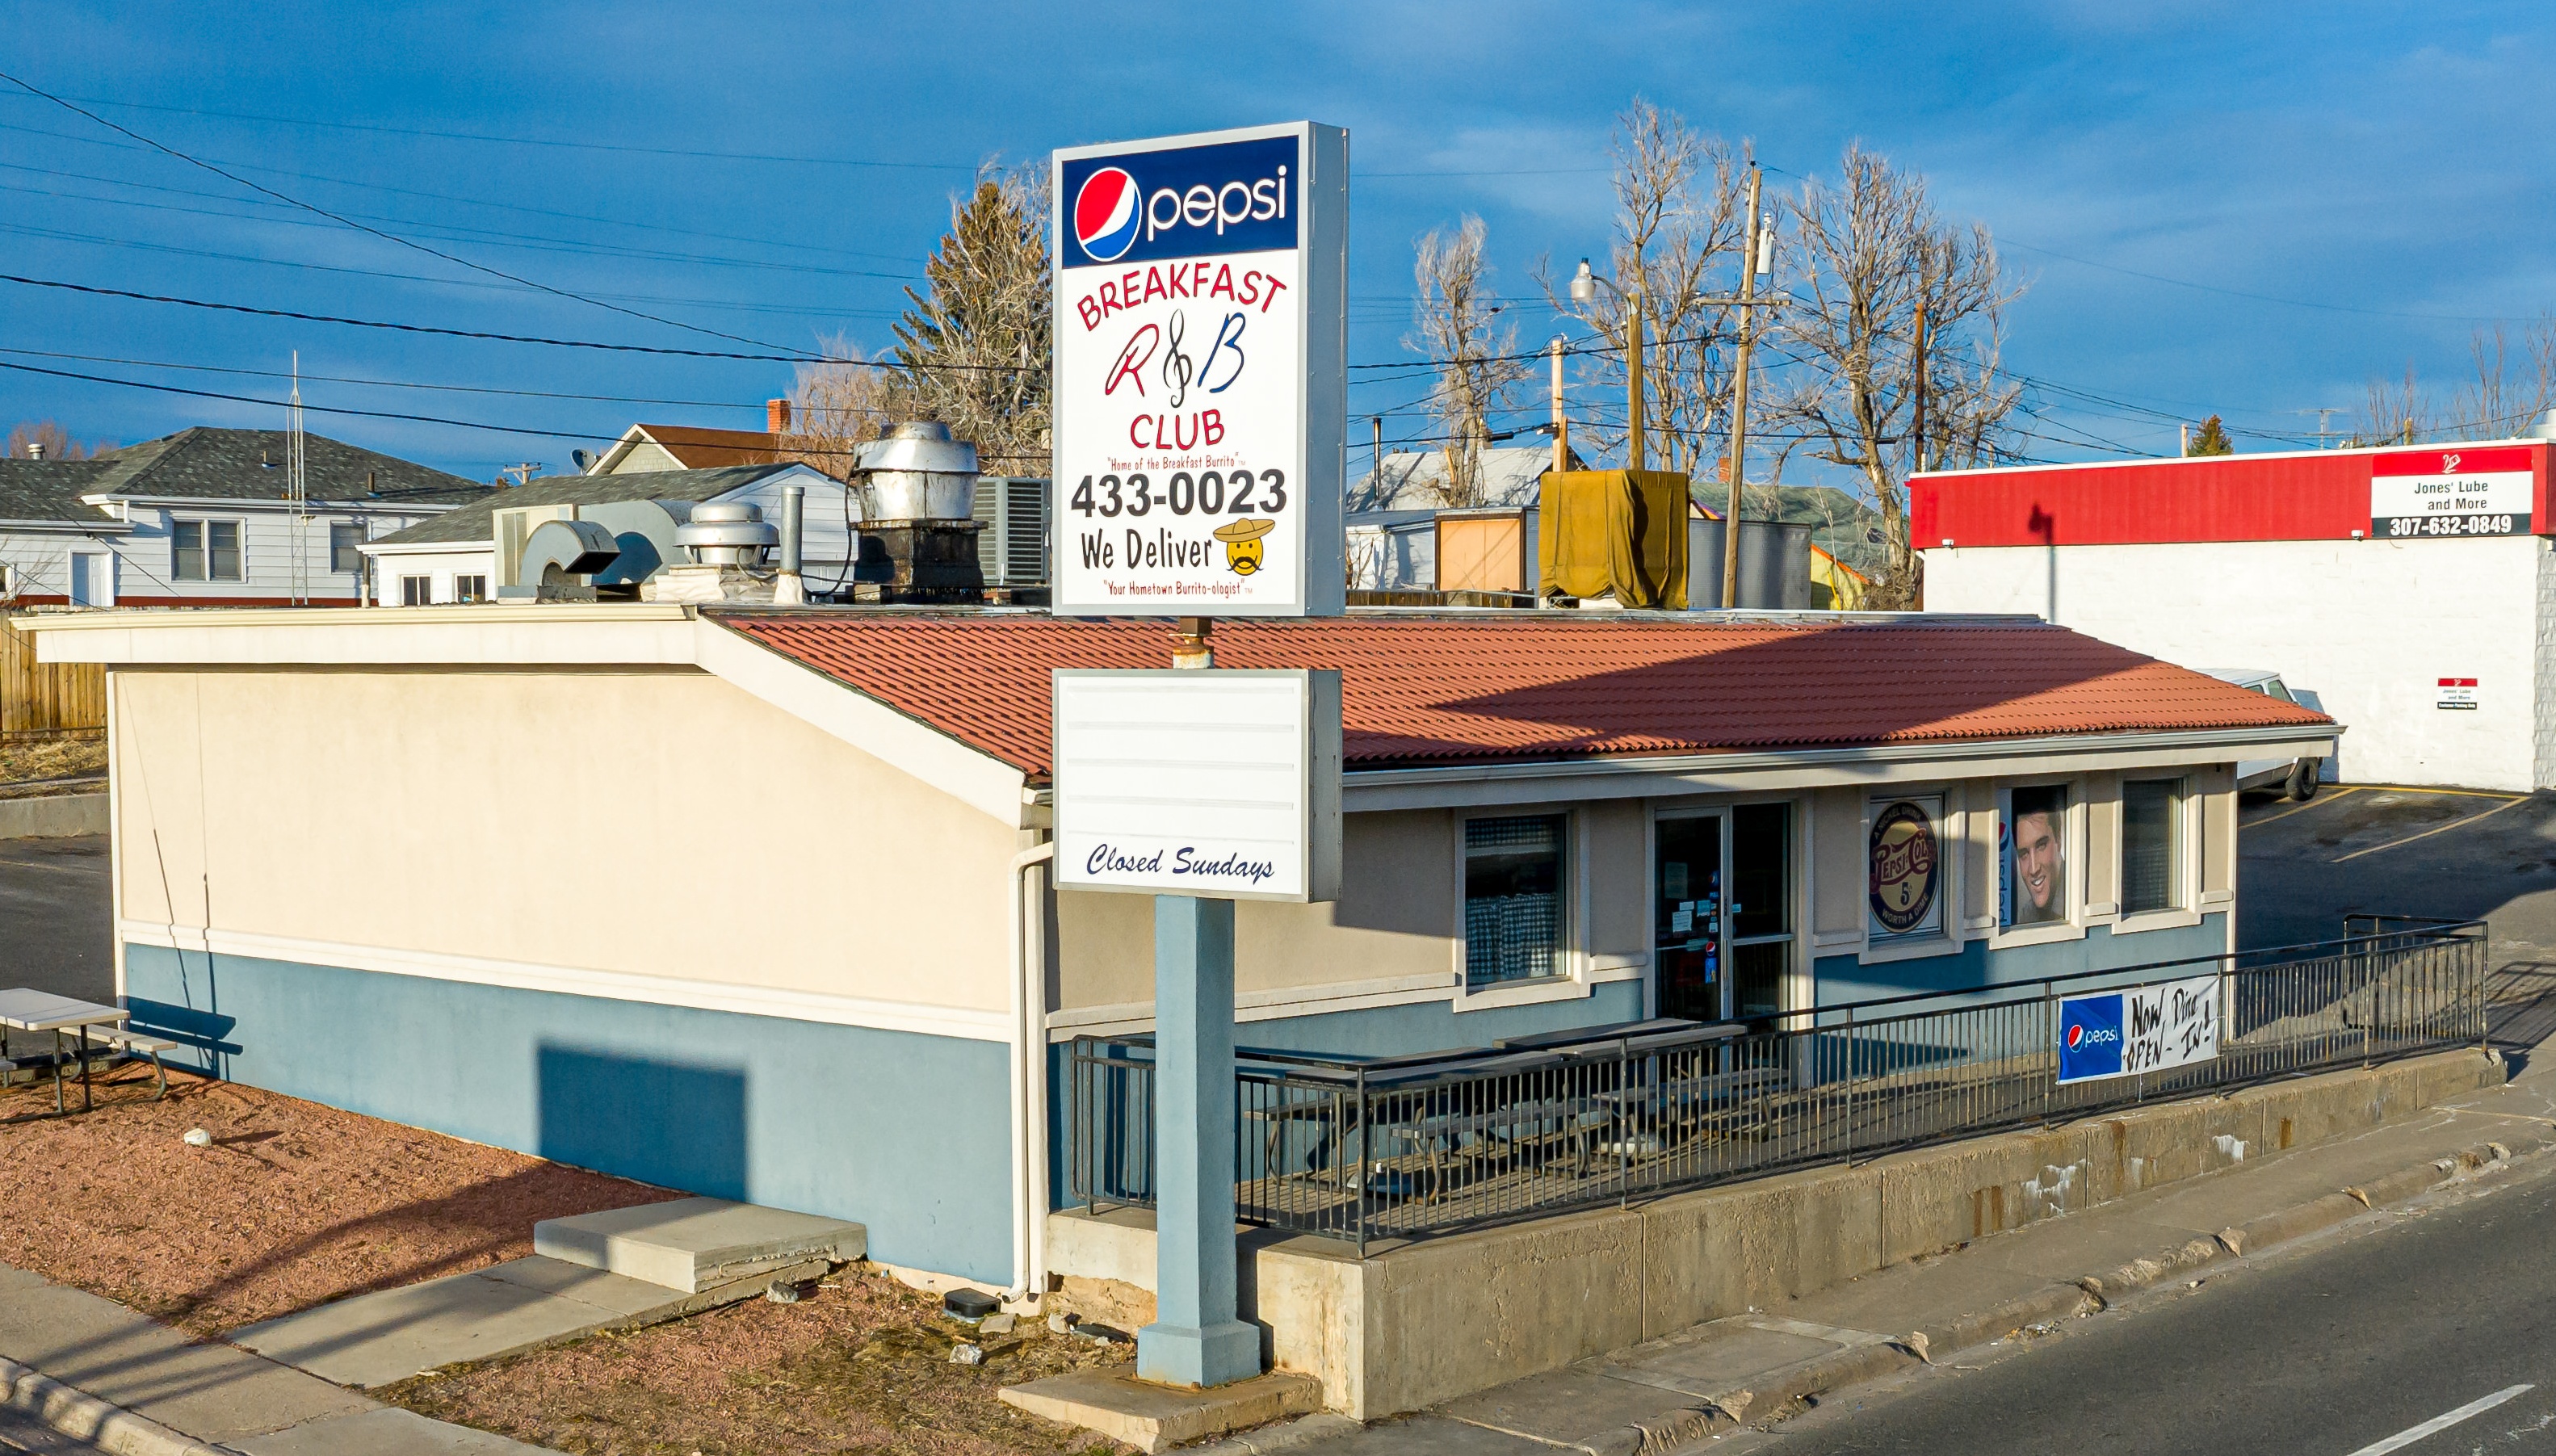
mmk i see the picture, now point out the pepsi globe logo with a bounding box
[1075,167,1143,263]
[2067,1022,2117,1048]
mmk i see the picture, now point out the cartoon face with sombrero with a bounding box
[1213,518,1276,576]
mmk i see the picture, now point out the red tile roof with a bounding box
[712,612,2333,778]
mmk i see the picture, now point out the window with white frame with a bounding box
[453,574,489,603]
[1463,813,1568,989]
[400,574,432,606]
[2120,778,2184,914]
[329,522,364,573]
[171,519,243,581]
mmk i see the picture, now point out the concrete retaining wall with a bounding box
[0,793,105,840]
[1047,1047,2505,1418]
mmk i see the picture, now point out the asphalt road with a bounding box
[1735,1158,2556,1456]
[0,833,109,1005]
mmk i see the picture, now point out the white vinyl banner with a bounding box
[1051,669,1341,903]
[1051,122,1346,617]
[2370,445,2534,539]
[2055,972,2222,1085]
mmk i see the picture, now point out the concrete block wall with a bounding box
[1047,1047,2505,1418]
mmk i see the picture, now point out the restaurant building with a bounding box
[23,605,2331,1294]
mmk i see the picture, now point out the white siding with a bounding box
[1923,535,2544,791]
[0,507,430,606]
[370,549,497,606]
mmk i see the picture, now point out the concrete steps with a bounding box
[230,1198,867,1388]
[533,1196,867,1294]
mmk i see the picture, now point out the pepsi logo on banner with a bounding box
[2056,992,2126,1084]
[1058,134,1299,268]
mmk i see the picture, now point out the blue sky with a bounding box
[2,2,2551,480]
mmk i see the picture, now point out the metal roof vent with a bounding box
[677,501,778,565]
[859,420,981,522]
[2530,409,2556,443]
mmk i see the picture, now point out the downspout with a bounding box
[1009,837,1055,1303]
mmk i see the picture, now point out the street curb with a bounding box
[1635,1132,2543,1451]
[0,1353,244,1456]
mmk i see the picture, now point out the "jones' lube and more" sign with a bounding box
[1050,122,1347,617]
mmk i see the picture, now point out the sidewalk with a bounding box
[1225,1052,2556,1456]
[0,1265,555,1455]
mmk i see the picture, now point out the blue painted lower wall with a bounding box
[1814,914,2229,1009]
[123,943,1014,1284]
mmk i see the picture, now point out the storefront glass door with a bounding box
[1656,804,1794,1023]
[1653,815,1722,1022]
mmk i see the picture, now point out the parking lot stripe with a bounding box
[2332,794,2538,864]
[2245,787,2361,830]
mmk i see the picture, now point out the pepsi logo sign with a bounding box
[1074,167,1143,263]
[2066,1023,2117,1049]
[1058,133,1299,269]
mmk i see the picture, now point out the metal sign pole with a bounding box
[1142,892,1257,1387]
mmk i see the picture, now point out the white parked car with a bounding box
[2205,668,2327,799]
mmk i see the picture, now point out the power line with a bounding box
[0,69,803,358]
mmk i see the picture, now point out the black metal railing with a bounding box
[1067,918,2488,1253]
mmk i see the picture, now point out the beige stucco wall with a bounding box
[113,665,1018,1014]
[1056,808,1460,1012]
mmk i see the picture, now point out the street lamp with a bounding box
[1571,258,1648,472]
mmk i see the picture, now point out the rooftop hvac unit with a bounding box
[972,476,1051,585]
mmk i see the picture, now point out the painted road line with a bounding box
[2244,787,2361,830]
[2341,1383,2533,1456]
[2332,794,2539,864]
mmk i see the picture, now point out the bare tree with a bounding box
[892,162,1052,472]
[1538,100,1754,480]
[2445,317,2556,438]
[779,334,900,480]
[2352,363,2433,447]
[1408,216,1532,507]
[6,421,109,460]
[1765,143,2022,610]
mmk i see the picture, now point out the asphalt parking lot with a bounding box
[0,834,109,1007]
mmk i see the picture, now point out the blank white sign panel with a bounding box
[1051,669,1340,903]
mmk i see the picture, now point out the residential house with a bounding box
[0,429,489,607]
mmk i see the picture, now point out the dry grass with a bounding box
[0,733,104,787]
[385,1269,1135,1456]
[0,1064,1136,1456]
[0,1064,679,1334]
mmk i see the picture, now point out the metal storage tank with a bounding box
[1688,516,1815,610]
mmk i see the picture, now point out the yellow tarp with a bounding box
[1538,469,1689,609]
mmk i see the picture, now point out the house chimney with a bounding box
[23,442,43,461]
[767,398,792,435]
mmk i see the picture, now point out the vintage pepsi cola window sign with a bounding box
[1051,122,1348,618]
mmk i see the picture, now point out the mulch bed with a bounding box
[384,1270,1135,1456]
[0,1064,678,1334]
[0,1063,1138,1455]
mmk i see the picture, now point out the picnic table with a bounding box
[0,989,130,1116]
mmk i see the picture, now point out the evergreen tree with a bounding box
[2186,414,2235,455]
[892,165,1051,473]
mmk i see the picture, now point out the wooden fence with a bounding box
[1,615,106,738]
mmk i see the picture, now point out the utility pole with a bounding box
[1551,338,1568,473]
[501,463,545,488]
[2179,422,2191,456]
[1721,166,1766,609]
[1627,258,1647,473]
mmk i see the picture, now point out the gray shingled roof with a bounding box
[73,427,492,506]
[366,464,796,547]
[0,461,121,526]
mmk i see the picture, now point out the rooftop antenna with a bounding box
[288,350,308,606]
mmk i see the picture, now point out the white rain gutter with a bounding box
[1008,837,1055,1303]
